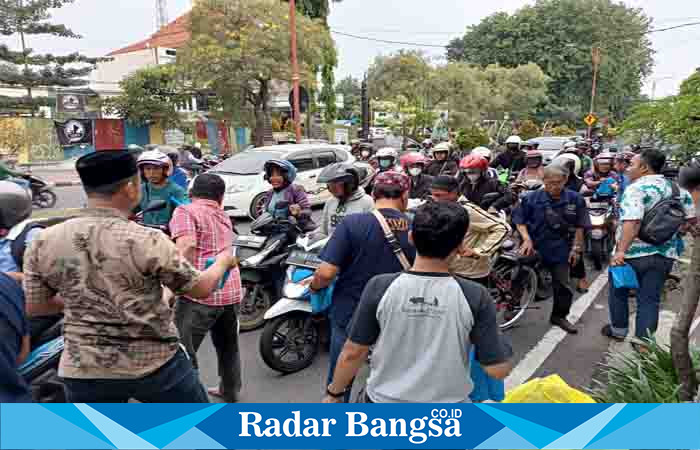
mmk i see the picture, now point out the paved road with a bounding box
[39,187,700,403]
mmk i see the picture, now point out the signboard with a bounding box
[56,93,86,113]
[334,128,349,144]
[164,129,186,147]
[584,114,597,127]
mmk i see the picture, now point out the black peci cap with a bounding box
[76,150,138,189]
[431,175,459,192]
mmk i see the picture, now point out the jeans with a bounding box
[544,262,573,320]
[63,348,209,403]
[326,319,352,403]
[608,254,674,339]
[175,298,242,401]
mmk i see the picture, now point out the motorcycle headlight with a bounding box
[590,229,605,239]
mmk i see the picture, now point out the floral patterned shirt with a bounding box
[23,208,201,379]
[615,175,695,260]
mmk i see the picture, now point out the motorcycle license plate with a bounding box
[234,235,267,249]
[588,202,609,209]
[286,250,323,269]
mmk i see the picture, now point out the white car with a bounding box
[206,144,355,218]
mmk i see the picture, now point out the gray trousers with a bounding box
[175,298,242,402]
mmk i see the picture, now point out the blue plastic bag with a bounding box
[310,282,334,314]
[469,350,505,402]
[609,264,639,289]
[205,257,231,290]
[596,177,617,197]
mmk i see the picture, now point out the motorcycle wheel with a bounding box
[30,369,67,403]
[492,263,537,330]
[260,313,319,374]
[34,189,57,209]
[239,282,273,332]
[591,239,606,271]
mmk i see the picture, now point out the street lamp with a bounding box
[588,46,602,140]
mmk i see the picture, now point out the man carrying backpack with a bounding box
[602,149,696,345]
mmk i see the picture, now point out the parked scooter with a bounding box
[20,173,57,209]
[259,231,329,374]
[236,204,302,331]
[583,191,616,270]
[18,315,65,403]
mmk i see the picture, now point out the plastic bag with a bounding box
[469,350,505,402]
[310,282,334,314]
[609,264,639,289]
[503,374,595,403]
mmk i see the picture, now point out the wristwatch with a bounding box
[326,384,348,399]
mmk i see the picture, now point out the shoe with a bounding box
[207,387,239,403]
[601,324,625,341]
[551,317,578,334]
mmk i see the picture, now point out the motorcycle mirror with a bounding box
[143,200,168,213]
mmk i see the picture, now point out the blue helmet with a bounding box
[264,159,297,184]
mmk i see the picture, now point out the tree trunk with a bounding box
[18,26,35,117]
[671,235,700,401]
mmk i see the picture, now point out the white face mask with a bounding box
[408,167,422,177]
[467,173,481,183]
[361,151,370,158]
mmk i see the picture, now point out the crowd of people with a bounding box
[1,132,699,404]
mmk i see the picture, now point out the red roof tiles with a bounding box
[108,14,191,56]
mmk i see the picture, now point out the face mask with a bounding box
[379,159,392,169]
[467,173,481,183]
[361,151,370,158]
[408,167,422,176]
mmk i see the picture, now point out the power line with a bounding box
[330,30,447,48]
[647,21,700,34]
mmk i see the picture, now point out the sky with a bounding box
[2,0,700,98]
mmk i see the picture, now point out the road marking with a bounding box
[505,271,609,391]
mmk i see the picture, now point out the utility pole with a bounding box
[156,0,169,31]
[361,75,369,140]
[588,46,601,140]
[289,0,302,143]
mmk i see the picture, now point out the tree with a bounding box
[335,76,361,120]
[447,0,653,121]
[518,119,540,140]
[551,124,576,136]
[102,65,189,129]
[478,63,549,120]
[180,0,334,146]
[455,126,489,151]
[0,0,103,114]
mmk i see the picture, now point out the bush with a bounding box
[518,120,540,140]
[455,126,489,151]
[588,339,700,403]
[551,124,576,136]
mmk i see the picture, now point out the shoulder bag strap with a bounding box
[671,181,681,200]
[372,210,411,271]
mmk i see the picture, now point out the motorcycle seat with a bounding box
[518,253,540,265]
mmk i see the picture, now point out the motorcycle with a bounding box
[18,315,66,403]
[259,231,329,374]
[235,204,302,331]
[583,191,616,270]
[21,173,57,209]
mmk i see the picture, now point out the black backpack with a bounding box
[638,182,686,245]
[10,223,44,271]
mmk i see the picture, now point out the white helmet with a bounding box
[137,150,173,177]
[564,141,577,149]
[376,147,398,159]
[430,142,451,156]
[505,135,522,146]
[472,146,492,161]
[552,153,582,178]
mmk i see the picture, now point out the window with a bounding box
[288,152,315,172]
[317,151,336,168]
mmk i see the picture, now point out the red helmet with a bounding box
[459,154,489,171]
[526,150,542,159]
[399,151,428,169]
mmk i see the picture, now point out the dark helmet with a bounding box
[318,162,363,194]
[167,151,179,166]
[679,158,700,191]
[0,181,32,230]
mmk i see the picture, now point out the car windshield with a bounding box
[211,150,284,175]
[535,138,569,152]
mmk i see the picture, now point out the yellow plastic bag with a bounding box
[503,374,595,403]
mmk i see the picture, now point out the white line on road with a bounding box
[505,271,609,391]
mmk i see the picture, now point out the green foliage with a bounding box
[455,126,489,151]
[518,119,540,140]
[619,70,700,162]
[319,47,337,124]
[335,76,361,120]
[0,0,104,113]
[180,0,334,146]
[551,124,576,136]
[447,0,653,121]
[102,65,188,129]
[588,340,700,403]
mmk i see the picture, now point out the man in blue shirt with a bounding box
[0,272,31,402]
[0,181,36,275]
[167,151,189,190]
[309,171,416,401]
[513,165,591,334]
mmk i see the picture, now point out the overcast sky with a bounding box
[3,0,700,98]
